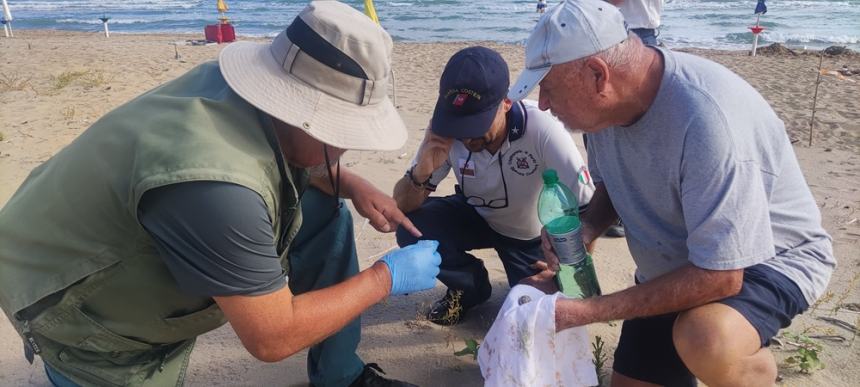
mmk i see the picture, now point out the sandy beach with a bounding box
[0,31,858,386]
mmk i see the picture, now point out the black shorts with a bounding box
[612,264,809,386]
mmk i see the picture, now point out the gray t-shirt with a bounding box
[586,47,834,304]
[138,181,287,297]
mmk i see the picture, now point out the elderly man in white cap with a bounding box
[0,2,439,386]
[512,1,835,386]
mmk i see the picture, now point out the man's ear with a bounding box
[585,57,611,94]
[502,98,513,113]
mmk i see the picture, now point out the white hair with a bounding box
[592,32,640,70]
[555,32,644,85]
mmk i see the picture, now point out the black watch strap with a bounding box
[406,167,432,189]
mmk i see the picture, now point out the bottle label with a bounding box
[547,226,587,265]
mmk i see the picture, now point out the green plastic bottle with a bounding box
[537,169,602,299]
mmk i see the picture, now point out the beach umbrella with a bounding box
[749,0,767,56]
[2,0,13,38]
[755,0,768,15]
[217,0,229,24]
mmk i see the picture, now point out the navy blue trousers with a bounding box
[396,194,543,309]
[632,28,659,46]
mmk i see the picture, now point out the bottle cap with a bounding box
[542,169,559,184]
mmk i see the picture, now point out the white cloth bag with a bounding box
[478,285,598,386]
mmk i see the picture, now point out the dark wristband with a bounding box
[406,167,432,190]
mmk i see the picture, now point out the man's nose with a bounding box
[538,89,551,111]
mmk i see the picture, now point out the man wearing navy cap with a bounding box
[393,46,594,325]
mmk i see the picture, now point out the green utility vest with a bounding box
[0,61,306,386]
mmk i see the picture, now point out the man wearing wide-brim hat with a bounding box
[0,2,439,386]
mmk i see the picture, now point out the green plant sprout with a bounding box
[454,338,480,360]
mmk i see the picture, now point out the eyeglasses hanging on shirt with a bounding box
[458,151,509,209]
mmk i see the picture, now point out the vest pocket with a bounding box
[35,305,154,352]
[34,306,163,386]
[159,301,227,341]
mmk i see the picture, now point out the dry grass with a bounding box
[0,73,33,92]
[51,70,112,90]
[440,290,463,326]
[51,70,88,90]
[61,106,76,121]
[79,70,112,89]
[832,271,860,315]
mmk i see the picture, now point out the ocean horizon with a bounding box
[5,0,860,50]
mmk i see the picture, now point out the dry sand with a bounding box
[0,31,858,386]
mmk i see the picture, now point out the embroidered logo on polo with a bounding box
[507,150,538,176]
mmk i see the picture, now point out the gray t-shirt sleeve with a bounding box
[681,111,775,270]
[138,181,287,297]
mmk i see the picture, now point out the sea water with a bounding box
[8,0,860,50]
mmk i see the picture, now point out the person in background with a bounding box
[608,0,663,46]
[394,46,594,325]
[537,0,548,14]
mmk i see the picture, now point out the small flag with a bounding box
[578,166,591,185]
[754,0,767,15]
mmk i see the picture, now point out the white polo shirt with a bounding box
[415,100,595,240]
[619,0,663,30]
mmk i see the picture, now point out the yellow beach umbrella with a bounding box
[364,0,379,24]
[217,0,229,24]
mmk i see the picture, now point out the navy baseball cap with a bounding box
[431,46,510,138]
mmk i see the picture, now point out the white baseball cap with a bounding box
[508,0,629,101]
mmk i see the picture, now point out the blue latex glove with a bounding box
[379,240,442,295]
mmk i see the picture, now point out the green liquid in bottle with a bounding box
[538,169,602,299]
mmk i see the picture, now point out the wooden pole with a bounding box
[809,54,823,147]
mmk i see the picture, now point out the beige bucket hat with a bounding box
[219,0,406,151]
